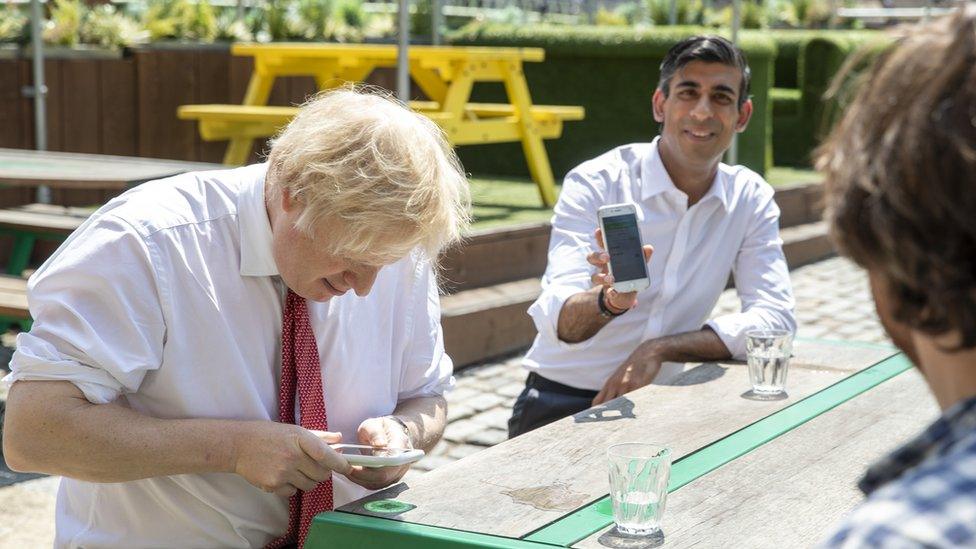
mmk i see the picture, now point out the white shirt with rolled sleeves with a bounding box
[3,163,454,549]
[523,138,796,391]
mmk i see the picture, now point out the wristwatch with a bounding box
[598,286,628,319]
[387,415,413,442]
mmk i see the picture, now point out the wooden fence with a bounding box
[0,43,400,208]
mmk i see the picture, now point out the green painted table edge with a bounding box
[304,342,910,548]
[309,512,559,548]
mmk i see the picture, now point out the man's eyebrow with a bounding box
[674,80,700,89]
[712,84,737,96]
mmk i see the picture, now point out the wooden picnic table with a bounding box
[177,43,586,207]
[305,339,937,548]
[0,148,222,190]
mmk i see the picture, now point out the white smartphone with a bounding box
[597,203,650,293]
[331,444,425,468]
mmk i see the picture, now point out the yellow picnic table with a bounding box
[177,43,585,207]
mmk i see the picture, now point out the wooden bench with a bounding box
[0,204,92,277]
[178,43,586,207]
[0,275,30,329]
[178,102,585,146]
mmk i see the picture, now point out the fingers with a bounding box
[357,420,388,447]
[309,430,342,446]
[594,228,606,251]
[346,464,409,491]
[272,483,299,498]
[298,430,352,475]
[287,470,321,492]
[591,270,613,288]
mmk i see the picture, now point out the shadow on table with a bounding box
[664,362,726,386]
[598,527,664,548]
[574,398,636,425]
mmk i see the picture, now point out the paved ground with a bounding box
[0,256,889,548]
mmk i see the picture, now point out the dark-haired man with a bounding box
[817,11,976,547]
[509,35,796,438]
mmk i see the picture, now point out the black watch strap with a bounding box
[598,286,627,318]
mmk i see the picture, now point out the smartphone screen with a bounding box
[602,213,647,282]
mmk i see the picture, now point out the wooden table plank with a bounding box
[0,148,223,189]
[574,369,938,548]
[338,341,896,539]
[0,209,89,234]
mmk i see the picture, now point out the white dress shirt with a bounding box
[523,138,796,390]
[3,163,453,548]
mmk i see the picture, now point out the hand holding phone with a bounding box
[330,444,425,468]
[596,203,652,294]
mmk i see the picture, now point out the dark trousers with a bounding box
[508,372,599,438]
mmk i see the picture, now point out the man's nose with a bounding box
[690,96,713,120]
[346,266,380,297]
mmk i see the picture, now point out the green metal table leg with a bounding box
[7,233,36,276]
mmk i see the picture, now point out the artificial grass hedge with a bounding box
[773,31,891,166]
[447,25,776,178]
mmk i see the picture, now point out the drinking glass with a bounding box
[607,443,671,536]
[746,329,794,396]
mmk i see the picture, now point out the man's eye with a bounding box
[714,95,733,105]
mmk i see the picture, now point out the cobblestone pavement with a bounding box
[0,257,889,547]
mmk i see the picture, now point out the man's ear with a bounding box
[652,88,666,124]
[735,98,754,133]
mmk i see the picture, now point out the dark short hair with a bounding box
[816,11,976,350]
[658,35,751,109]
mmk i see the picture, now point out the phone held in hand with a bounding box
[597,203,650,293]
[331,444,425,468]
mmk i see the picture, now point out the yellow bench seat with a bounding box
[178,102,584,146]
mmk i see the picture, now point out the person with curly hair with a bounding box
[817,10,976,547]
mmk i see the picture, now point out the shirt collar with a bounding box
[858,393,976,495]
[238,163,280,277]
[640,136,730,212]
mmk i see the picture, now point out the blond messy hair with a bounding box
[267,87,471,264]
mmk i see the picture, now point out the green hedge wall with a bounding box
[773,31,891,166]
[447,25,776,179]
[766,30,885,89]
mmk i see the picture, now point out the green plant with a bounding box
[80,4,142,48]
[594,6,629,26]
[646,0,703,25]
[334,0,367,40]
[0,2,28,44]
[705,0,767,29]
[43,0,84,46]
[612,1,646,25]
[779,0,831,28]
[142,0,217,42]
[295,0,332,39]
[215,10,253,41]
[410,0,430,36]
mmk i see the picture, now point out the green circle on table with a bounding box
[364,500,415,514]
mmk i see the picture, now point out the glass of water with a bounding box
[746,329,794,397]
[607,443,671,536]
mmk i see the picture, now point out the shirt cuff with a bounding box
[397,374,455,400]
[4,334,124,404]
[706,314,755,360]
[528,283,599,351]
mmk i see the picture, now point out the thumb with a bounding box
[309,430,343,444]
[643,244,654,262]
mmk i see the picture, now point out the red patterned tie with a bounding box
[266,289,334,549]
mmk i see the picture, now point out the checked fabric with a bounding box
[266,289,333,548]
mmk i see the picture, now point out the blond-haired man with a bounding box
[2,89,470,548]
